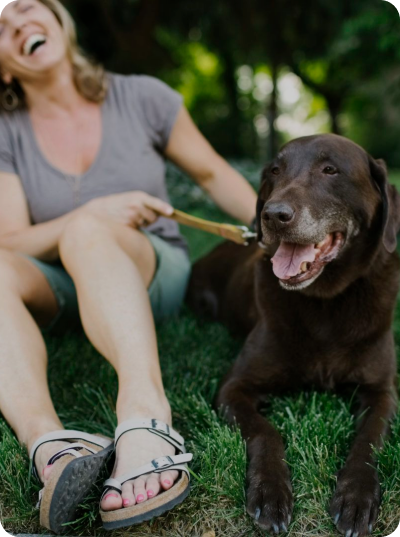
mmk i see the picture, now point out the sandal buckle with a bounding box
[151,419,170,435]
[151,455,174,469]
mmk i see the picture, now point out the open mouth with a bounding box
[21,34,47,56]
[271,232,345,286]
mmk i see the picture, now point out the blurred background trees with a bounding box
[63,0,400,166]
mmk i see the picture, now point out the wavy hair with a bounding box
[0,0,108,111]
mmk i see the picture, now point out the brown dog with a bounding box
[187,134,400,536]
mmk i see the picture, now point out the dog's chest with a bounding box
[263,289,377,388]
[301,355,349,390]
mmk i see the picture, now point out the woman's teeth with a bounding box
[23,34,46,56]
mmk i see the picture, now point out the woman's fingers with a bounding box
[140,194,174,217]
[138,207,159,226]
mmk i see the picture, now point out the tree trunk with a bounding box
[268,63,279,160]
[325,96,342,134]
[220,49,243,157]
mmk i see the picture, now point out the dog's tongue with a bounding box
[271,242,318,280]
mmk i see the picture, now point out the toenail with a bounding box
[137,494,144,502]
[163,480,171,485]
[147,490,154,497]
[123,499,130,506]
[104,493,119,501]
[42,464,52,475]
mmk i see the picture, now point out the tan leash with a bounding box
[165,208,257,246]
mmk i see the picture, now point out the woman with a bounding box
[0,0,257,532]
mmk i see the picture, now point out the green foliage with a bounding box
[64,0,400,163]
[155,29,225,117]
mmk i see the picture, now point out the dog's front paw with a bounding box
[330,465,381,536]
[246,460,293,533]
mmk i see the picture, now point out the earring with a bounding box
[2,86,19,111]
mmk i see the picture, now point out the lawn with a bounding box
[1,163,400,537]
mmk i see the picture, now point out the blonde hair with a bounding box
[0,0,108,111]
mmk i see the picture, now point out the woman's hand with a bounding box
[83,191,174,228]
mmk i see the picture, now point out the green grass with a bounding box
[1,164,400,536]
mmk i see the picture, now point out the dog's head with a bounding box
[256,133,400,296]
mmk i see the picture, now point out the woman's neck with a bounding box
[21,59,86,118]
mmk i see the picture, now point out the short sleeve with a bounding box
[135,75,183,151]
[0,116,17,174]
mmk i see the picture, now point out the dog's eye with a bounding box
[323,166,337,175]
[271,167,280,175]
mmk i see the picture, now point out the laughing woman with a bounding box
[0,0,257,532]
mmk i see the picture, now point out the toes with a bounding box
[330,466,381,536]
[246,465,293,533]
[121,481,136,508]
[42,464,53,482]
[160,470,178,490]
[101,491,123,512]
[368,502,379,531]
[132,477,147,503]
[145,474,161,499]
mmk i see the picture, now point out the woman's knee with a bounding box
[0,250,57,312]
[59,212,109,257]
[0,249,28,295]
[59,211,144,261]
[0,250,59,320]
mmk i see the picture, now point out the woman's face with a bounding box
[0,0,67,83]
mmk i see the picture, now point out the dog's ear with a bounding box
[369,156,400,253]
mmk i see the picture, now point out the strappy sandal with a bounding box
[100,418,193,530]
[30,430,114,533]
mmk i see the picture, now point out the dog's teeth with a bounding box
[301,262,308,272]
[316,240,325,248]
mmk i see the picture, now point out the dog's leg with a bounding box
[330,385,397,536]
[216,330,293,533]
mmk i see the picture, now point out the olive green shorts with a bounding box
[24,231,191,334]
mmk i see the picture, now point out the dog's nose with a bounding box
[263,202,295,226]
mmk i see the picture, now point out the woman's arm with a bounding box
[0,171,82,261]
[0,172,174,262]
[165,107,258,226]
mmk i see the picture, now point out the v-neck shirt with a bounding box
[0,73,187,253]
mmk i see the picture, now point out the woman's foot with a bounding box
[34,440,72,483]
[100,428,179,511]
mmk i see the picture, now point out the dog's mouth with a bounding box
[271,232,345,286]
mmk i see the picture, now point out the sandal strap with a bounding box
[32,444,88,484]
[47,443,97,465]
[32,442,98,481]
[115,419,185,453]
[30,430,112,481]
[30,430,112,461]
[101,453,193,498]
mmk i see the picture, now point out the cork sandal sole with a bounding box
[40,442,114,533]
[100,472,190,530]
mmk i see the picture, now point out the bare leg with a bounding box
[58,213,181,511]
[0,250,73,481]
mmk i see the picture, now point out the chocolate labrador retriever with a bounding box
[187,134,400,536]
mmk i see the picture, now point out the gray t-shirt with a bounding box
[0,73,188,253]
